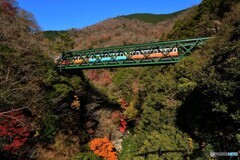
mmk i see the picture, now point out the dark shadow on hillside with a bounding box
[0,152,33,160]
[176,88,212,139]
[65,69,121,112]
[38,68,122,138]
[57,69,122,140]
[176,88,239,157]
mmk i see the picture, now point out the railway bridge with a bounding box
[57,37,210,70]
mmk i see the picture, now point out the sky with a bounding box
[17,0,202,31]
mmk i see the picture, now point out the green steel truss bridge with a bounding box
[57,37,210,70]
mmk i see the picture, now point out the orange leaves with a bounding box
[89,138,118,160]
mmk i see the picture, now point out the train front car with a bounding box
[54,55,61,64]
[59,51,85,66]
[59,52,71,65]
[72,55,89,64]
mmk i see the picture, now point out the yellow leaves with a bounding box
[34,131,40,137]
[70,95,80,110]
[188,137,193,152]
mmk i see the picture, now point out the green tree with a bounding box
[54,32,74,53]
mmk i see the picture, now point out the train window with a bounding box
[153,49,158,53]
[132,51,136,55]
[173,48,177,52]
[120,53,123,56]
[136,51,140,55]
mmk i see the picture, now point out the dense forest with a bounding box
[0,0,240,159]
[119,9,187,24]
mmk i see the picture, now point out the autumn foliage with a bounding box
[0,111,31,152]
[119,98,128,109]
[86,70,112,86]
[111,111,127,133]
[0,0,16,16]
[89,138,118,160]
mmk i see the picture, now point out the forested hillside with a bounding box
[120,9,186,24]
[71,9,190,50]
[0,0,240,159]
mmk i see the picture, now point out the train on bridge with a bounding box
[56,47,178,65]
[55,37,210,70]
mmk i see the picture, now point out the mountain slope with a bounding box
[120,9,187,24]
[68,9,190,51]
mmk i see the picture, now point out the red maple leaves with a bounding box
[119,118,127,133]
[0,111,31,152]
[111,111,127,133]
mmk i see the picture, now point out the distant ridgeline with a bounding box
[119,9,187,24]
[43,9,187,41]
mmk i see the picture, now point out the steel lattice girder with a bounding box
[57,37,211,70]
